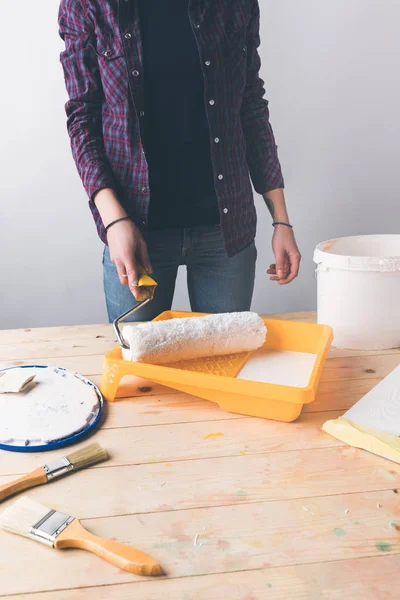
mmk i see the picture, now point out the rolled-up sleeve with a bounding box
[240,0,284,194]
[59,0,117,200]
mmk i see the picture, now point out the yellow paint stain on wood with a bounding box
[204,433,224,440]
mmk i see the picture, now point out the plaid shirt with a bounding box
[59,0,284,257]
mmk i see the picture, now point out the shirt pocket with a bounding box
[93,36,128,106]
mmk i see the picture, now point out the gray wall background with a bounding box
[1,0,399,329]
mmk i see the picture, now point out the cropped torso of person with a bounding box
[58,0,301,321]
[59,0,284,253]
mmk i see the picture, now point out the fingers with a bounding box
[138,239,153,274]
[279,253,302,285]
[275,253,288,281]
[124,258,141,300]
[115,261,130,286]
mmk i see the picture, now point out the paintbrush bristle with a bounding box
[66,443,109,470]
[0,497,52,538]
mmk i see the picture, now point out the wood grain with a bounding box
[2,556,398,600]
[2,353,399,385]
[1,446,397,520]
[1,313,398,598]
[0,412,342,477]
[304,378,381,413]
[0,490,398,595]
[322,354,400,382]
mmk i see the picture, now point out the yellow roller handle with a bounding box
[136,267,157,302]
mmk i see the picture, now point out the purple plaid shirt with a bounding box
[59,0,284,257]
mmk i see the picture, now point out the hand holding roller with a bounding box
[113,266,157,349]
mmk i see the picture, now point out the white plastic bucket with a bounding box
[314,235,400,350]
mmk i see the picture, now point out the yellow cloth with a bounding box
[323,417,400,464]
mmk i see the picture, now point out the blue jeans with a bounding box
[103,225,257,322]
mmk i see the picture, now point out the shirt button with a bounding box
[218,174,224,180]
[205,60,211,66]
[223,208,228,214]
[141,186,147,192]
[209,99,215,106]
[132,70,140,77]
[140,111,145,117]
[214,137,220,144]
[124,33,132,39]
[103,50,110,57]
[194,23,201,29]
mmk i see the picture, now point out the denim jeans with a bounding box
[103,225,257,322]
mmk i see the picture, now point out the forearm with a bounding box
[263,189,290,223]
[241,1,284,194]
[93,188,128,227]
[59,1,117,202]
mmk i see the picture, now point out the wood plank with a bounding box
[1,316,399,363]
[2,353,399,386]
[322,354,400,382]
[0,373,379,452]
[262,311,316,323]
[329,346,400,359]
[0,490,398,595]
[0,324,113,345]
[101,376,380,424]
[1,446,397,519]
[0,412,343,476]
[304,378,381,413]
[3,555,398,600]
[0,339,116,361]
[0,354,105,374]
[2,340,398,363]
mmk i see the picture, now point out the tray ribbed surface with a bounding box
[165,352,250,377]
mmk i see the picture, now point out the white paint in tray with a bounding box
[237,348,317,388]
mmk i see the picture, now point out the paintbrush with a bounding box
[0,496,163,576]
[0,443,109,502]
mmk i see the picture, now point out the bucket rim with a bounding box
[313,234,400,272]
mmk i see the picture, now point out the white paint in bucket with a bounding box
[313,235,400,350]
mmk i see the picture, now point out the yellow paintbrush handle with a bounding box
[55,519,163,577]
[0,468,47,502]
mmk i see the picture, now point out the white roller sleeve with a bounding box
[122,312,267,364]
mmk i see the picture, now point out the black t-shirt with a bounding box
[139,0,220,230]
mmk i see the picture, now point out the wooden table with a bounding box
[0,312,399,599]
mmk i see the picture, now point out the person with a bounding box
[58,0,301,322]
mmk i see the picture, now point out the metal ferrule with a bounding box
[29,510,75,547]
[43,456,73,480]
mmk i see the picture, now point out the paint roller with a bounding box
[112,270,267,365]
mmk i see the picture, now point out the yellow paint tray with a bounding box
[101,311,333,422]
